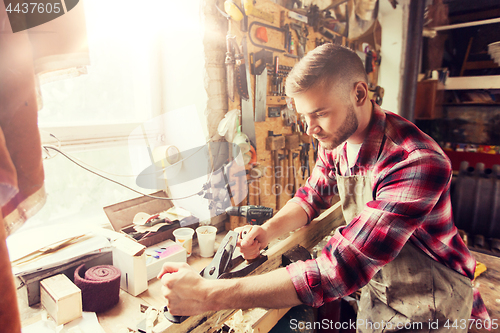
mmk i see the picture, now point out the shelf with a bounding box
[444,150,500,171]
[442,103,500,106]
[440,75,500,90]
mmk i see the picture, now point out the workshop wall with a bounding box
[216,0,348,229]
[199,0,388,230]
[378,0,409,115]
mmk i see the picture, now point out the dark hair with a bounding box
[285,43,368,97]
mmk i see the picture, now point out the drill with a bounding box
[225,205,273,225]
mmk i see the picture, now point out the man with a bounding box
[158,44,489,332]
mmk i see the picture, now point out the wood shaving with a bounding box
[224,308,268,333]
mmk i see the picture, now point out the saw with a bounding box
[233,40,249,100]
[225,34,236,102]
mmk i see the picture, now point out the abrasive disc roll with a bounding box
[74,264,121,313]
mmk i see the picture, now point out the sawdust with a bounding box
[224,308,268,333]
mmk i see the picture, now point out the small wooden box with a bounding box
[40,274,82,325]
[103,191,198,247]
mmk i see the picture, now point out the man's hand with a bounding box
[157,262,213,316]
[235,225,269,260]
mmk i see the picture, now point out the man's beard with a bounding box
[320,103,358,150]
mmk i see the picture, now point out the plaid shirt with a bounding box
[287,103,489,321]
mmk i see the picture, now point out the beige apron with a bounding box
[336,156,473,333]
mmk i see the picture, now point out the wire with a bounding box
[42,145,207,201]
[42,134,207,178]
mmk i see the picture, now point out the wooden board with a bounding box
[469,251,500,333]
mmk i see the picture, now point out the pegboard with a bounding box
[224,0,346,230]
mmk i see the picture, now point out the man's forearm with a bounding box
[206,267,302,311]
[262,201,309,241]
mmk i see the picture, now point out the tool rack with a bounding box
[225,0,347,230]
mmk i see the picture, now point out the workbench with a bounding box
[19,204,500,333]
[18,203,345,333]
[470,251,500,333]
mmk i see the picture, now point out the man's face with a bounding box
[294,84,359,150]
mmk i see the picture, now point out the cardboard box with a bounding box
[19,251,112,307]
[112,237,148,296]
[145,239,186,280]
[103,191,199,247]
[40,274,82,325]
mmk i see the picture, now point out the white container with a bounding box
[196,226,217,257]
[112,237,148,296]
[173,228,195,257]
[40,274,82,325]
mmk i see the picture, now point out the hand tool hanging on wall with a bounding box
[225,34,236,102]
[266,132,285,209]
[234,40,249,100]
[249,51,273,122]
[217,3,248,100]
[248,21,286,53]
[241,36,257,149]
[255,67,268,122]
[285,135,299,197]
[272,56,279,96]
[290,22,308,58]
[250,48,273,75]
[299,142,310,180]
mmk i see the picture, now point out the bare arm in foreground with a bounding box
[158,202,309,315]
[158,264,301,315]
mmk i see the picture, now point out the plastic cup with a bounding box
[196,226,217,258]
[173,228,195,257]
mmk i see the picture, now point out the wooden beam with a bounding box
[434,16,500,31]
[161,202,345,333]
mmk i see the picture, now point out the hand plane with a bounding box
[164,230,267,324]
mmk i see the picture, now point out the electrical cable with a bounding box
[42,145,218,201]
[42,134,207,178]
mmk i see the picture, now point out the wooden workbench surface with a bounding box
[470,251,500,333]
[18,234,222,333]
[18,203,346,333]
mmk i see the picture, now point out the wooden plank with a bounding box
[160,202,345,332]
[434,17,500,31]
[469,251,500,333]
[252,307,291,333]
[442,75,500,90]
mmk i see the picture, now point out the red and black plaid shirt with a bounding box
[287,103,489,321]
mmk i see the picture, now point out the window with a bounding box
[18,0,209,233]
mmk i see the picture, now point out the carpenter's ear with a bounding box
[354,81,369,106]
